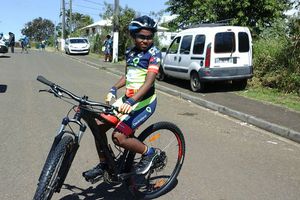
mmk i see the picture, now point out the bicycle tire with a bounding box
[33,135,74,200]
[126,121,185,199]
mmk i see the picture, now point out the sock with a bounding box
[144,147,155,156]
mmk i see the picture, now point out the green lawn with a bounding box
[237,87,300,112]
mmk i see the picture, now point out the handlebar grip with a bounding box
[37,75,55,87]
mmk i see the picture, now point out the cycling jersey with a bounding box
[125,44,161,99]
[112,44,162,135]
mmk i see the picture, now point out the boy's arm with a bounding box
[113,75,126,89]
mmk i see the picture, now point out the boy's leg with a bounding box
[82,121,111,181]
[112,131,145,154]
[112,97,158,174]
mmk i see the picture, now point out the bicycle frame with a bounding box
[76,103,136,181]
[36,75,138,187]
[35,75,186,199]
[41,97,134,192]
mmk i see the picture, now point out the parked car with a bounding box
[158,25,253,92]
[0,38,9,54]
[64,37,90,55]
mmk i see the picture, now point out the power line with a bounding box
[82,0,106,6]
[73,4,103,11]
[72,9,100,17]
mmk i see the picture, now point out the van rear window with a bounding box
[193,35,205,54]
[238,32,250,52]
[214,32,235,53]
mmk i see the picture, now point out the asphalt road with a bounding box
[1,50,300,200]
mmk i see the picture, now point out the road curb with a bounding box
[66,54,300,144]
[156,84,300,143]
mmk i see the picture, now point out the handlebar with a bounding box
[37,75,113,110]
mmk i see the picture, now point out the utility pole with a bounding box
[61,0,66,50]
[69,0,72,35]
[112,0,119,63]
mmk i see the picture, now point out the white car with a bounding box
[0,35,9,54]
[159,25,253,92]
[64,37,90,55]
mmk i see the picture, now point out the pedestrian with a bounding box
[41,40,46,51]
[8,32,15,53]
[55,39,59,51]
[21,35,29,53]
[82,15,162,181]
[102,35,113,62]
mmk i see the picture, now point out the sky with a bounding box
[0,0,168,40]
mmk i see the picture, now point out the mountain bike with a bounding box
[33,75,185,200]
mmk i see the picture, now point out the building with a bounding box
[81,19,113,36]
[81,18,175,47]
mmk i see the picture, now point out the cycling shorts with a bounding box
[112,94,157,136]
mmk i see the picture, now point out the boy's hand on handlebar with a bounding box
[118,103,133,114]
[117,98,136,116]
[105,87,117,104]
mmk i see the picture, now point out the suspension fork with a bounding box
[55,111,87,191]
[38,117,71,182]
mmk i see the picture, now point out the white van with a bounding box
[158,25,253,92]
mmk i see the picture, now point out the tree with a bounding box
[21,17,54,41]
[100,3,136,59]
[65,10,94,37]
[166,0,293,35]
[99,2,164,58]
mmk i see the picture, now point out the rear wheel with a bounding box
[190,72,205,92]
[126,122,185,199]
[33,135,74,200]
[232,79,247,90]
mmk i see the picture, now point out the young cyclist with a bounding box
[83,15,162,181]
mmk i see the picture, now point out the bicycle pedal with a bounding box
[85,175,103,184]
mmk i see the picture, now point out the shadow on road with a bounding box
[0,85,7,93]
[60,178,179,200]
[60,182,134,200]
[162,77,243,93]
[0,55,10,58]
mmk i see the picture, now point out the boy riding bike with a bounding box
[83,15,162,181]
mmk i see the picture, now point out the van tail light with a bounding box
[205,43,211,68]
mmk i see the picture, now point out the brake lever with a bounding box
[39,88,62,98]
[38,89,49,93]
[103,106,117,115]
[106,106,135,116]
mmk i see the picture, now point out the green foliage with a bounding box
[21,17,55,42]
[252,16,300,95]
[238,87,300,112]
[165,0,292,35]
[90,34,102,54]
[100,4,136,59]
[65,11,94,38]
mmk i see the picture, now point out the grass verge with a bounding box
[237,87,300,112]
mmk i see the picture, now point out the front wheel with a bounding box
[126,122,185,199]
[33,135,74,200]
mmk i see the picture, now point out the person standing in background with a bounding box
[55,39,59,51]
[103,35,113,62]
[21,35,29,53]
[8,32,15,53]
